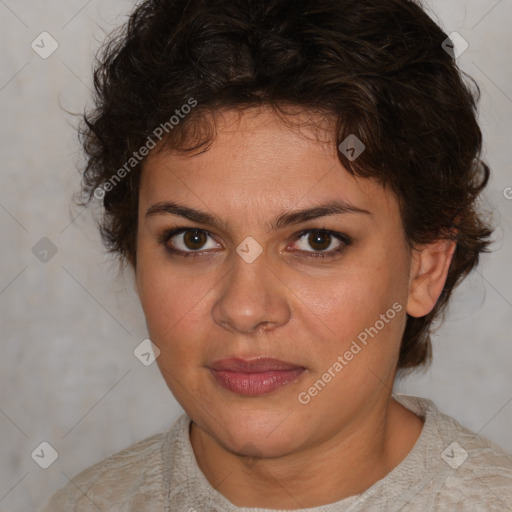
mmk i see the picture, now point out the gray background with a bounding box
[0,1,511,510]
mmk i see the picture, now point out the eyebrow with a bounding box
[145,199,372,233]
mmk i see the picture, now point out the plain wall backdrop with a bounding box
[0,1,511,510]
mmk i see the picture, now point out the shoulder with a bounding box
[397,394,512,510]
[436,418,512,509]
[40,418,185,512]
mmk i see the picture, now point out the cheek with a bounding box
[300,257,408,362]
[306,266,393,326]
[140,273,197,333]
[136,254,218,357]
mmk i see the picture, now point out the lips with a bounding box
[208,357,306,396]
[208,357,303,373]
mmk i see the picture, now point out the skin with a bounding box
[135,106,456,509]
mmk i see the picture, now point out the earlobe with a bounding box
[406,239,457,318]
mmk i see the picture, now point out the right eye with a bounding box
[158,227,221,257]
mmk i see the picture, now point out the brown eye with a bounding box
[294,230,342,253]
[290,229,351,259]
[182,229,208,250]
[307,231,333,251]
[161,228,220,255]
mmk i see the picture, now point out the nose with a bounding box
[212,251,291,335]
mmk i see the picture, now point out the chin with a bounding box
[207,406,307,458]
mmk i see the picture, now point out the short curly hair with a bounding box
[78,0,493,372]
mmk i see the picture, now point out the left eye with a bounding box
[291,229,349,256]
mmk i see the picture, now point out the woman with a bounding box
[42,0,512,510]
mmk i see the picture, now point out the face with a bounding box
[135,107,414,458]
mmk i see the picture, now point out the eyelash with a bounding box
[157,227,352,260]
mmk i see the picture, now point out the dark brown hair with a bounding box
[78,0,493,372]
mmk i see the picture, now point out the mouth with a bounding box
[207,357,306,396]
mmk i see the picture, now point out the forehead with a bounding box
[139,107,398,223]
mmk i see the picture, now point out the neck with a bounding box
[189,396,424,509]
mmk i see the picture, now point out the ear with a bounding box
[406,238,457,318]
